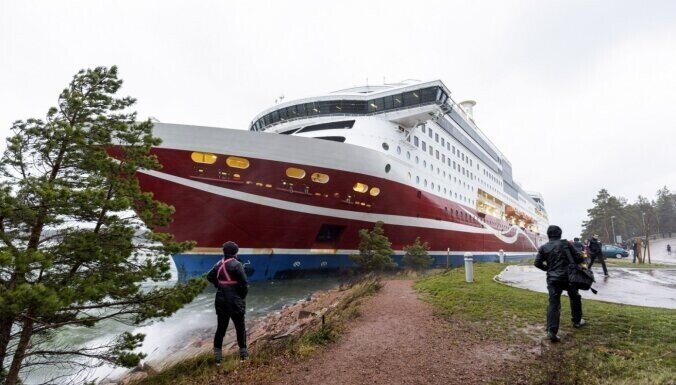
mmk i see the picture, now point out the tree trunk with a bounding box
[4,317,33,385]
[0,315,13,377]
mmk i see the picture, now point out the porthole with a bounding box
[382,142,389,151]
[431,182,435,189]
[423,160,427,167]
[353,182,369,193]
[311,172,330,183]
[226,156,250,169]
[408,172,412,180]
[416,176,420,184]
[396,146,401,154]
[385,164,391,173]
[286,167,306,179]
[369,187,380,197]
[191,152,217,164]
[424,179,428,187]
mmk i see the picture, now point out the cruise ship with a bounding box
[136,80,549,280]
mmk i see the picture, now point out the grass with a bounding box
[415,263,676,385]
[133,275,381,385]
[605,258,674,269]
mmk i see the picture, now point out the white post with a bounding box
[499,249,505,264]
[464,252,474,283]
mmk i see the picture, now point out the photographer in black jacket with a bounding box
[535,225,586,342]
[587,234,608,276]
[206,241,249,362]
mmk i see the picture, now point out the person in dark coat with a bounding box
[206,241,249,362]
[535,225,586,342]
[573,237,584,253]
[587,234,608,276]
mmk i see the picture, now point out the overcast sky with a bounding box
[1,0,675,238]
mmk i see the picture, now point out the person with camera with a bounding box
[535,225,587,342]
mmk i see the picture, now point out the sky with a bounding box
[1,0,675,238]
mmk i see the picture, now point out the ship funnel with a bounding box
[459,100,476,120]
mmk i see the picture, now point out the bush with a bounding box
[402,237,433,270]
[350,221,395,271]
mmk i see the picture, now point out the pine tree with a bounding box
[0,66,206,385]
[402,237,433,270]
[350,221,395,272]
[655,186,676,236]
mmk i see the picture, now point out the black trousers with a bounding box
[588,254,608,275]
[214,294,247,350]
[547,280,583,335]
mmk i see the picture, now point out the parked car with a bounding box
[602,245,629,258]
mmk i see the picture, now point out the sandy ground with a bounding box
[270,280,532,385]
[496,265,676,309]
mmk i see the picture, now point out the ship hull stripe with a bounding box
[141,169,531,245]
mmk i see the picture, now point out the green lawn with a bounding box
[415,263,676,385]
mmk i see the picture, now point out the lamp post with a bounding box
[611,215,616,245]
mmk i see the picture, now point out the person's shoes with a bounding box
[573,319,587,328]
[547,332,560,342]
[239,347,249,361]
[213,348,223,364]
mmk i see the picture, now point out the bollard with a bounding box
[464,252,474,283]
[499,249,505,264]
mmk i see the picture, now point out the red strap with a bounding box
[217,258,238,286]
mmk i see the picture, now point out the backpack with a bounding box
[562,241,597,294]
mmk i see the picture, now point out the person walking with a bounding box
[668,244,672,256]
[632,239,639,263]
[535,225,586,342]
[588,234,608,276]
[573,237,584,253]
[206,241,249,363]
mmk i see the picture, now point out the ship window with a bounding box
[369,187,380,197]
[414,136,419,147]
[286,167,306,179]
[382,142,389,151]
[407,151,411,159]
[396,146,401,154]
[422,141,427,151]
[316,136,346,142]
[415,156,419,164]
[311,172,330,184]
[296,120,355,133]
[353,182,369,193]
[416,176,420,184]
[393,94,403,108]
[403,91,419,106]
[385,164,391,173]
[226,156,250,169]
[191,152,218,164]
[383,95,393,109]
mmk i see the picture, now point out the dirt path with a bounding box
[271,280,530,385]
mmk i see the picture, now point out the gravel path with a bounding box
[272,280,527,385]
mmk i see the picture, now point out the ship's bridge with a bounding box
[249,80,451,132]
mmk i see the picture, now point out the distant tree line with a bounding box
[581,186,676,244]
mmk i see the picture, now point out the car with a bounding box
[602,244,629,258]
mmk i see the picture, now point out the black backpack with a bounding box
[562,241,598,294]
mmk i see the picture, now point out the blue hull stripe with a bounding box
[173,253,534,281]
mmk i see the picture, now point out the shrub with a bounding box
[350,221,395,271]
[402,237,433,270]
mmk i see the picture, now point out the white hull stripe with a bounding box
[459,207,539,249]
[142,169,531,245]
[185,247,535,256]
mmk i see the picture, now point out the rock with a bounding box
[298,310,315,320]
[142,361,161,375]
